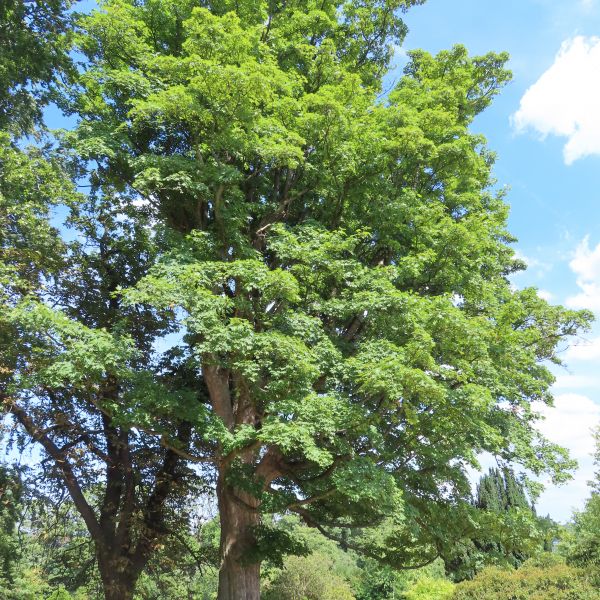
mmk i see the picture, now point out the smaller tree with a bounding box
[404,577,454,600]
[476,468,531,513]
[445,468,544,579]
[563,426,600,576]
[263,553,356,600]
[566,494,600,574]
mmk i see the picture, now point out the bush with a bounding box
[47,587,73,600]
[263,552,355,600]
[451,558,600,600]
[564,494,600,572]
[404,577,455,600]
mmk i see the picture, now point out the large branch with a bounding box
[341,313,366,342]
[130,421,191,576]
[115,427,136,552]
[99,412,127,545]
[281,488,336,509]
[290,505,440,570]
[7,398,103,542]
[203,360,234,430]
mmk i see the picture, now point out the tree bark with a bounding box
[216,472,261,600]
[97,552,138,600]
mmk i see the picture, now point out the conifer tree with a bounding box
[476,468,530,513]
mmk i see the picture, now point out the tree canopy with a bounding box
[0,0,74,134]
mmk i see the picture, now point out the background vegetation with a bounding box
[2,459,600,599]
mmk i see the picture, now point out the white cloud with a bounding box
[553,373,600,388]
[512,36,600,164]
[534,393,600,519]
[535,393,600,458]
[537,289,554,302]
[566,236,600,310]
[565,337,600,361]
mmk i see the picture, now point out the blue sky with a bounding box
[397,0,600,520]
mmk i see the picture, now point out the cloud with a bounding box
[565,337,600,361]
[566,236,600,310]
[553,373,600,388]
[534,393,600,519]
[512,36,600,164]
[535,393,600,458]
[537,289,554,302]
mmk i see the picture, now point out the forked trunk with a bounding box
[217,473,261,600]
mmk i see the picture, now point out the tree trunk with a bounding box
[217,473,261,600]
[97,551,139,600]
[99,573,137,600]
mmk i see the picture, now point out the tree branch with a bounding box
[6,398,103,542]
[290,506,440,570]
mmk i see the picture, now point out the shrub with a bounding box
[263,552,355,600]
[404,577,455,600]
[451,558,600,600]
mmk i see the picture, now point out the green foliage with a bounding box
[353,561,410,600]
[0,0,593,596]
[0,134,75,297]
[263,553,356,600]
[247,523,310,568]
[0,0,74,134]
[569,512,600,570]
[404,577,455,600]
[263,518,456,600]
[80,2,590,563]
[451,557,600,600]
[135,566,218,600]
[444,468,560,580]
[476,468,530,513]
[47,586,75,600]
[0,567,52,600]
[563,428,600,577]
[0,491,100,599]
[0,466,21,584]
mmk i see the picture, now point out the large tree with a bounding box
[1,3,208,600]
[1,0,591,599]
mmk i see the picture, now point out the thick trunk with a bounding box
[97,551,139,600]
[99,573,137,600]
[217,474,261,600]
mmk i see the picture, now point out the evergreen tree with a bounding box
[476,468,530,513]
